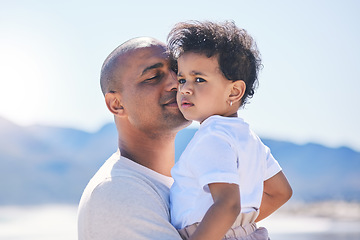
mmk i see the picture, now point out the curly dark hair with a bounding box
[167,20,262,107]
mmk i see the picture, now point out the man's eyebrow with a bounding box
[141,62,164,76]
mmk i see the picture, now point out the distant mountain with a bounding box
[0,116,359,205]
[0,117,117,205]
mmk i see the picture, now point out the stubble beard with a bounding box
[161,107,190,132]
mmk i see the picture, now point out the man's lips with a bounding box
[163,98,178,107]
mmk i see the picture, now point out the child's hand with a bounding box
[189,183,240,240]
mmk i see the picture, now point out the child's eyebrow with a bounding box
[177,71,208,77]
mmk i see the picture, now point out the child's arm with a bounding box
[255,171,292,222]
[189,183,240,240]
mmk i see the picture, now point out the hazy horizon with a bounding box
[1,114,359,154]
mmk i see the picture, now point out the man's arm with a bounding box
[255,171,292,222]
[189,183,240,240]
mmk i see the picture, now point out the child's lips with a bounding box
[181,99,194,109]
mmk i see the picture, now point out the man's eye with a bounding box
[178,79,186,84]
[146,75,158,81]
[195,78,206,83]
[144,74,161,83]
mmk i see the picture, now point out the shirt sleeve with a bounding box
[83,176,182,240]
[188,131,240,193]
[263,145,282,180]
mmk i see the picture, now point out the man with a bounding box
[78,37,190,240]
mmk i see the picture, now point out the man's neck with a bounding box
[117,125,177,177]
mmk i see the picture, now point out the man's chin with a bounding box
[164,111,191,130]
[176,114,192,130]
[175,119,191,131]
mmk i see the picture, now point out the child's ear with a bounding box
[105,92,125,116]
[228,80,246,104]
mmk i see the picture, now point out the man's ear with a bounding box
[105,92,125,116]
[229,80,246,104]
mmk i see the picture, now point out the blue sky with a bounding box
[1,0,359,151]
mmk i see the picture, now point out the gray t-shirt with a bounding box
[78,150,182,240]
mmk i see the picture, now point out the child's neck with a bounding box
[226,112,238,118]
[200,112,238,124]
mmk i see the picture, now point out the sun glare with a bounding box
[0,42,49,126]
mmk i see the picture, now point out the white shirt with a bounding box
[170,115,282,229]
[78,150,182,240]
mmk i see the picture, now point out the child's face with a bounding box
[176,52,233,123]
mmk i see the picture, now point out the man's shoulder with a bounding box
[88,175,156,206]
[78,163,170,222]
[83,155,171,202]
[86,162,160,199]
[78,167,181,240]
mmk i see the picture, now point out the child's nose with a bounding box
[180,82,193,95]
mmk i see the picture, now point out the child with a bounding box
[168,21,292,240]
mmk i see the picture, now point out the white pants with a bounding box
[178,211,270,240]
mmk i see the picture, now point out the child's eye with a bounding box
[178,79,186,84]
[195,78,206,83]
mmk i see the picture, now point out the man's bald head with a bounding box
[100,37,166,95]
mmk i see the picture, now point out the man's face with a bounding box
[117,44,190,135]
